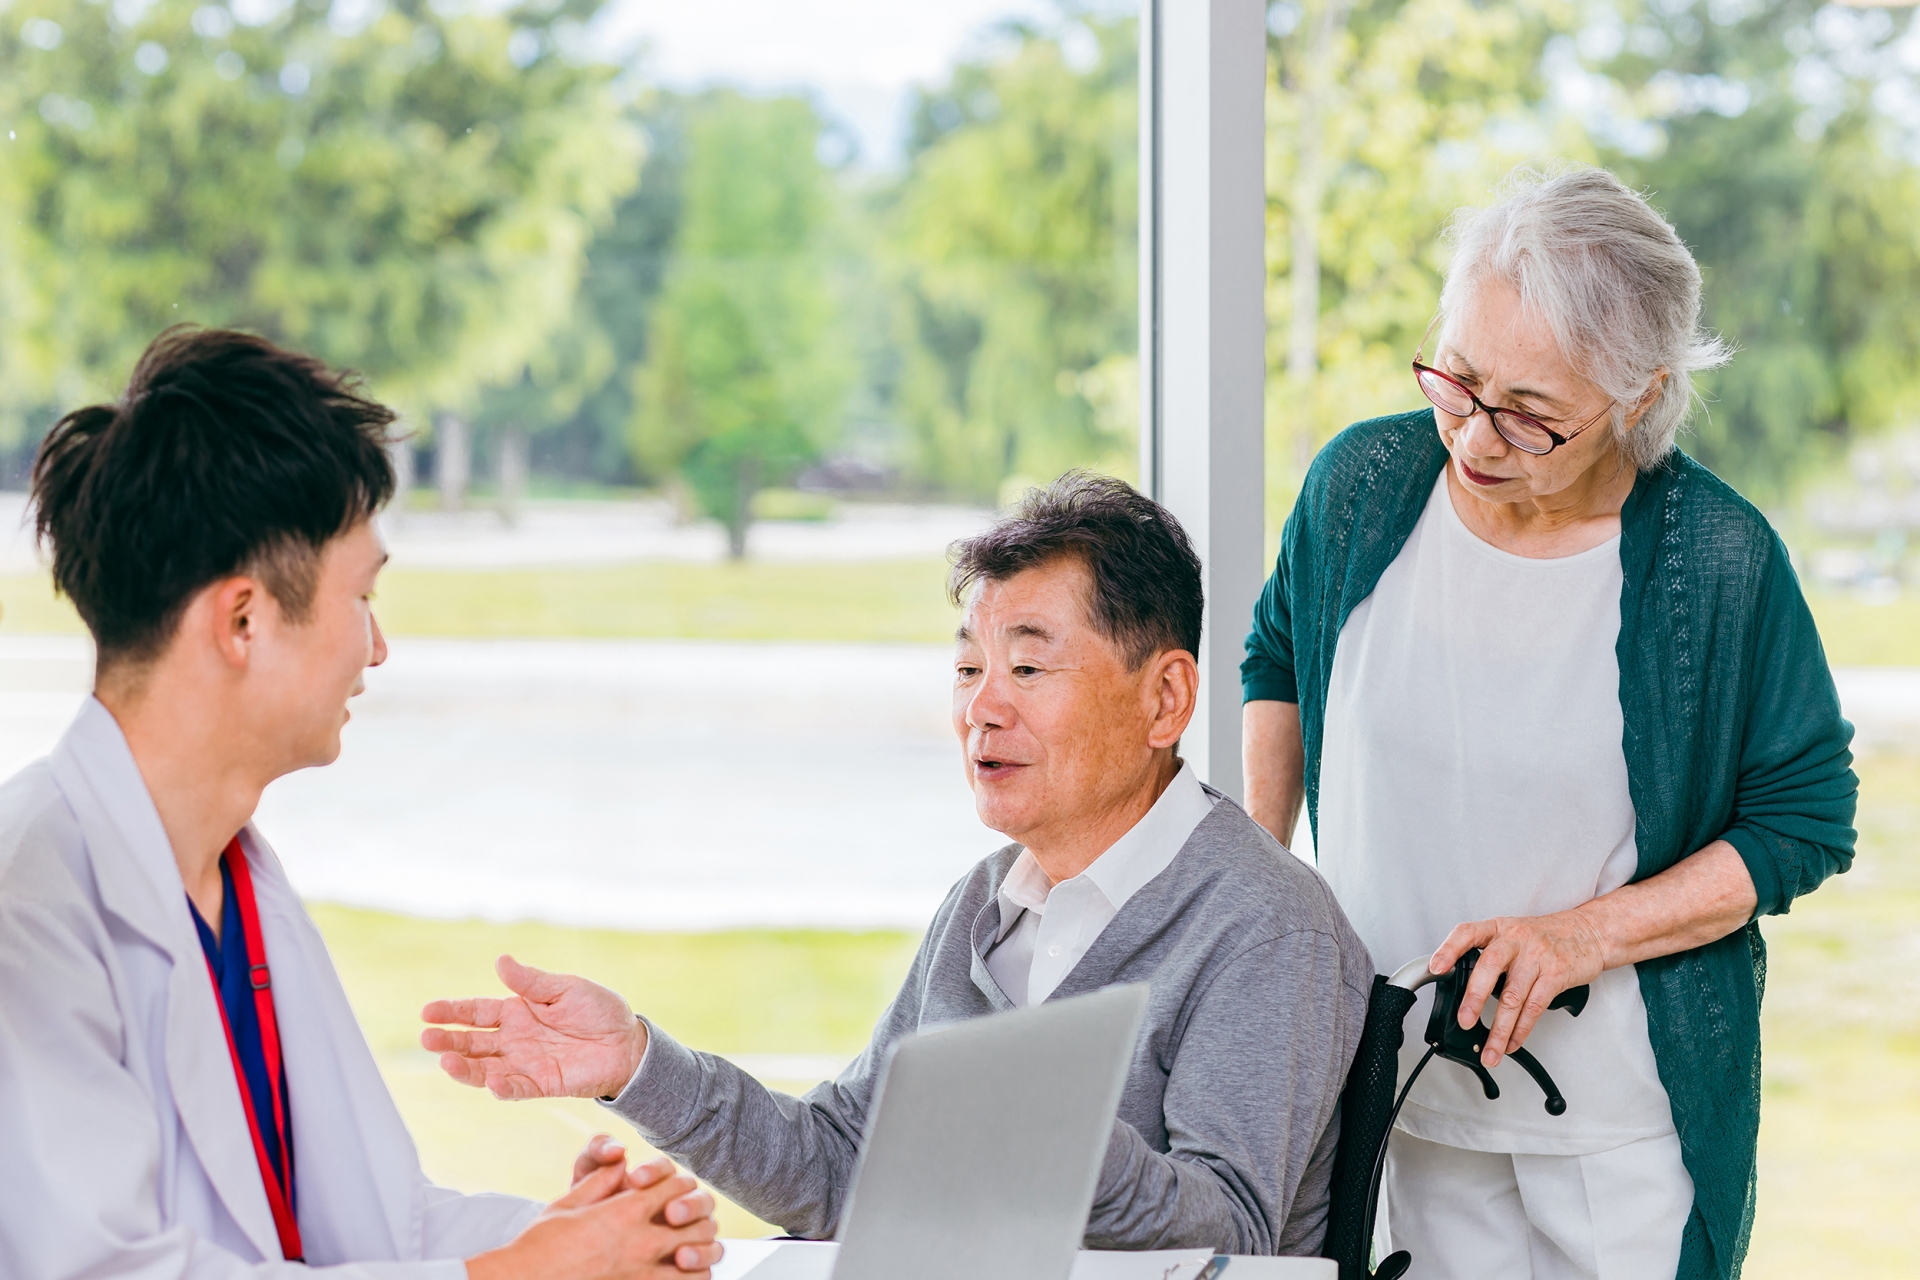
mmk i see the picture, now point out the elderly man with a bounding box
[422,472,1372,1255]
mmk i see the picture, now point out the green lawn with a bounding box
[1743,748,1920,1279]
[0,574,82,634]
[5,562,1914,662]
[0,559,962,645]
[1803,592,1920,667]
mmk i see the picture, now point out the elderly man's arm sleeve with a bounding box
[1242,510,1303,705]
[603,930,940,1239]
[1082,930,1359,1255]
[1720,541,1858,918]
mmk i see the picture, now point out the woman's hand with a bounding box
[1429,910,1607,1068]
[1430,839,1760,1068]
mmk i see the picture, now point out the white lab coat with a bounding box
[0,699,540,1278]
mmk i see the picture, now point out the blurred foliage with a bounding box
[1264,0,1588,513]
[500,93,689,485]
[0,0,639,446]
[3,0,1918,526]
[1265,0,1920,518]
[1580,0,1920,509]
[886,11,1139,501]
[628,90,855,556]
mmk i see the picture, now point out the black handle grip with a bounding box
[1373,1250,1412,1280]
[1506,1045,1567,1115]
[1549,984,1590,1017]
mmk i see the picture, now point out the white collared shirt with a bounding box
[983,761,1216,1007]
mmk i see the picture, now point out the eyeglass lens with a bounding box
[1414,367,1554,455]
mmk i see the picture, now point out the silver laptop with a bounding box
[828,983,1151,1280]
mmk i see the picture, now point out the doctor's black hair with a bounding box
[947,470,1203,669]
[31,326,397,669]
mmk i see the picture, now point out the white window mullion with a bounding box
[1139,0,1268,802]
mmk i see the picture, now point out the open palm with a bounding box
[420,955,647,1101]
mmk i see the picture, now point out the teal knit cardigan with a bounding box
[1241,410,1857,1280]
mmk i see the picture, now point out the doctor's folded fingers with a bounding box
[624,1156,721,1227]
[572,1135,632,1186]
[547,1162,633,1212]
[469,1171,715,1280]
[624,1154,673,1187]
[591,1174,719,1278]
[675,1241,727,1274]
[660,1184,716,1228]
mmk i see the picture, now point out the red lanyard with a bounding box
[204,837,304,1262]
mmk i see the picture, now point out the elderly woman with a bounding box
[1241,165,1856,1280]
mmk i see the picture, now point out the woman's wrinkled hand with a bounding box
[1429,909,1609,1067]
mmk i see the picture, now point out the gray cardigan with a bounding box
[606,795,1373,1255]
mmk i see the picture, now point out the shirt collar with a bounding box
[992,760,1215,940]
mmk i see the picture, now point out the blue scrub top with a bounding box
[188,857,294,1201]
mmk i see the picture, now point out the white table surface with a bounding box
[713,1239,1338,1279]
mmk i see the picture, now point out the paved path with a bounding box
[0,493,993,573]
[2,635,1913,930]
[0,635,994,929]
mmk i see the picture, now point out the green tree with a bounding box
[1265,0,1582,515]
[1572,0,1920,508]
[888,11,1139,501]
[0,0,638,451]
[471,92,691,496]
[1264,0,1920,516]
[628,90,853,558]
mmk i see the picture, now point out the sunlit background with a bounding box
[1,0,1916,1270]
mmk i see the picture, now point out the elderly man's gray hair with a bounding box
[1439,165,1732,469]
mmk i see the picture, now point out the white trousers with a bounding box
[1381,1130,1694,1280]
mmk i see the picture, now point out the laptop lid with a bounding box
[830,983,1151,1280]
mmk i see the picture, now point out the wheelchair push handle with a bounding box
[1386,953,1592,1008]
[1387,947,1589,1116]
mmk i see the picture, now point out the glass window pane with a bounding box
[0,0,1137,1231]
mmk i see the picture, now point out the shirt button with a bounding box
[1047,945,1063,957]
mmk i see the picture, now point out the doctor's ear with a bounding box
[203,575,267,669]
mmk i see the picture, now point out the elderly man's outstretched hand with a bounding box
[421,955,649,1101]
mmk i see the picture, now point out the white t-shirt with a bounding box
[1318,470,1677,1155]
[984,761,1216,1007]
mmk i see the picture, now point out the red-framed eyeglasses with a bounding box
[1410,358,1610,457]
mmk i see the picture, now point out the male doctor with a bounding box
[0,327,721,1279]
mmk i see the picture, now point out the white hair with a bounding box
[1438,165,1733,470]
